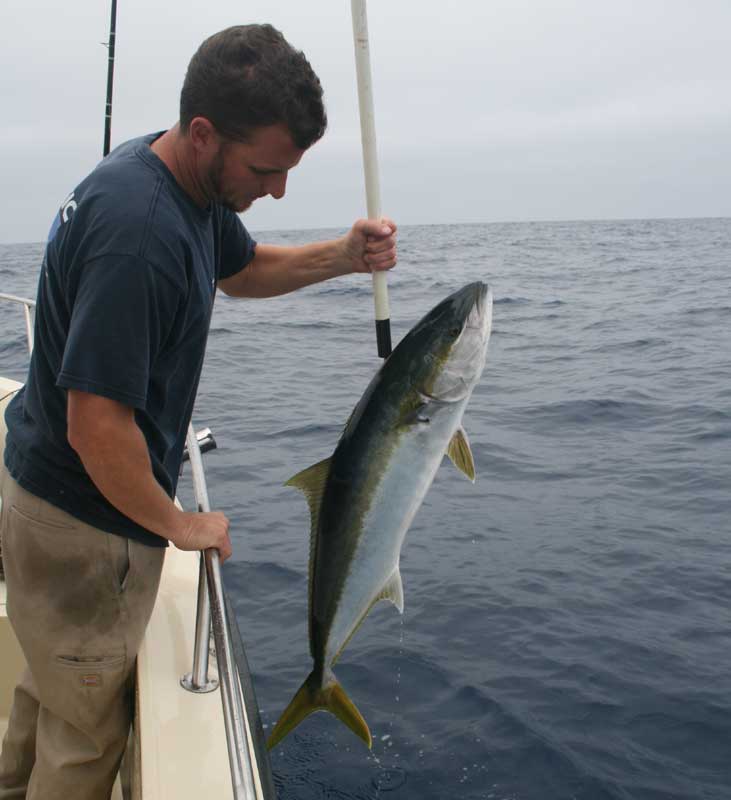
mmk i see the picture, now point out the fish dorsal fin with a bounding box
[446,427,475,482]
[376,568,404,614]
[285,457,331,533]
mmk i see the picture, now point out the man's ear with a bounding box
[188,117,218,154]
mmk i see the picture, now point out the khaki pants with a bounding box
[0,471,165,799]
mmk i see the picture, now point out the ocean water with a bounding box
[1,218,730,799]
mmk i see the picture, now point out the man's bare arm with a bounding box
[67,390,232,560]
[219,218,397,299]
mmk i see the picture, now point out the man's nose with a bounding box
[266,172,288,200]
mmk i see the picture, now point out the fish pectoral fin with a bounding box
[285,457,332,531]
[267,670,372,750]
[446,427,476,482]
[376,568,405,614]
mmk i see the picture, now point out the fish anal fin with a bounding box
[446,427,475,482]
[376,568,404,614]
[267,670,372,750]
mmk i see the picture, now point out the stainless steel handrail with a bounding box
[180,423,217,694]
[0,293,35,354]
[183,421,262,800]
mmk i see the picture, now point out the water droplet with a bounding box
[372,766,407,791]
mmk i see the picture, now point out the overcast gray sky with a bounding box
[1,0,730,243]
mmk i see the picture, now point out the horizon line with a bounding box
[0,214,729,248]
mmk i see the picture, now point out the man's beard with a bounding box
[206,147,253,213]
[207,147,234,210]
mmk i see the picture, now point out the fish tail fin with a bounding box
[266,670,372,750]
[327,678,372,748]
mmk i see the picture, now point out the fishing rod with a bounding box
[103,0,118,157]
[351,0,392,359]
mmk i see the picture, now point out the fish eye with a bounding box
[449,327,461,338]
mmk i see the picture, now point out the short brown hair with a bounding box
[180,25,327,149]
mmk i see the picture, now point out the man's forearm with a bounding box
[67,389,232,558]
[218,218,397,299]
[219,241,348,298]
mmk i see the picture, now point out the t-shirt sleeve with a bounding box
[57,255,180,409]
[218,210,257,280]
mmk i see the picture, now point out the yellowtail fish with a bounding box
[268,282,493,749]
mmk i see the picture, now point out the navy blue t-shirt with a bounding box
[4,132,256,547]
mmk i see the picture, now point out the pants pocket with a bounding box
[107,534,131,594]
[55,654,127,691]
[50,653,131,729]
[10,503,76,531]
[56,654,126,669]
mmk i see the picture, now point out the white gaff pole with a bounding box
[351,0,392,358]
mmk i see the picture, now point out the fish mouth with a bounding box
[422,284,491,404]
[465,282,491,338]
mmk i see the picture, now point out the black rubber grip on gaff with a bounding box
[376,318,392,359]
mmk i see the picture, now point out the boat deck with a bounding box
[0,577,24,740]
[0,377,24,761]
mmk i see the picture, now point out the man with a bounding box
[0,24,396,799]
